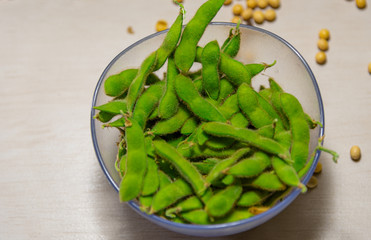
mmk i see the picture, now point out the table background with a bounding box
[1,0,370,239]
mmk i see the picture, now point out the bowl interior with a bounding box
[91,22,323,237]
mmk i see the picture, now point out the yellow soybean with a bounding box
[350,145,361,161]
[315,52,326,65]
[253,10,265,24]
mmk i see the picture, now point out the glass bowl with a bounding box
[90,22,324,237]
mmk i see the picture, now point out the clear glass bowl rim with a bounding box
[90,22,325,232]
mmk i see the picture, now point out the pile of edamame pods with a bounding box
[94,0,338,225]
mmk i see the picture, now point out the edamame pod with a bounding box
[132,82,164,129]
[174,0,225,72]
[141,157,160,196]
[280,92,310,171]
[181,209,211,225]
[151,104,191,135]
[158,58,179,119]
[154,5,184,70]
[150,178,193,213]
[201,40,221,100]
[165,195,203,218]
[94,99,127,115]
[221,23,241,58]
[205,185,243,217]
[153,139,207,196]
[119,118,147,202]
[237,190,270,207]
[126,51,157,113]
[272,156,306,193]
[226,151,271,178]
[175,74,226,122]
[251,171,286,191]
[202,122,292,162]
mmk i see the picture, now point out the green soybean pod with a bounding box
[93,99,127,115]
[150,178,193,213]
[230,112,249,128]
[132,82,164,129]
[219,52,252,86]
[258,88,273,102]
[165,195,204,218]
[181,209,211,225]
[104,69,138,97]
[94,111,115,123]
[204,136,235,150]
[217,78,235,104]
[205,148,250,186]
[221,175,235,186]
[202,122,291,162]
[221,23,241,58]
[272,156,306,193]
[175,74,226,122]
[141,157,160,196]
[237,190,271,207]
[139,195,153,213]
[153,5,184,71]
[180,117,199,135]
[226,151,271,178]
[119,118,147,202]
[218,94,240,120]
[245,60,276,78]
[151,104,191,135]
[257,123,275,139]
[251,171,287,192]
[126,51,157,113]
[153,139,207,196]
[158,58,179,119]
[270,91,290,130]
[280,92,310,171]
[205,185,243,217]
[174,0,225,72]
[213,209,254,223]
[237,83,274,128]
[201,40,221,100]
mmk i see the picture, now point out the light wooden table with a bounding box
[1,1,371,239]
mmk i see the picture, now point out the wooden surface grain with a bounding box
[1,0,370,239]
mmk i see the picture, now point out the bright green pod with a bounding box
[204,136,235,150]
[280,92,310,171]
[221,24,241,58]
[104,69,138,97]
[119,118,147,202]
[174,0,225,72]
[151,104,191,135]
[226,151,271,178]
[237,190,270,207]
[304,112,319,129]
[165,195,204,218]
[154,6,184,70]
[126,51,157,113]
[181,209,211,225]
[205,185,243,217]
[245,60,276,78]
[93,99,127,115]
[175,74,226,122]
[180,117,199,135]
[237,83,274,128]
[274,130,292,150]
[230,112,249,128]
[251,171,286,192]
[201,40,221,100]
[193,77,204,94]
[218,94,240,120]
[141,157,160,196]
[177,140,245,159]
[270,91,290,130]
[268,77,284,92]
[132,82,164,129]
[103,116,125,128]
[144,136,156,158]
[118,154,127,177]
[153,139,207,196]
[219,52,252,86]
[217,78,235,104]
[272,156,306,193]
[205,148,250,186]
[150,178,193,213]
[214,209,254,223]
[259,88,273,102]
[94,111,116,123]
[158,58,179,119]
[202,122,292,162]
[257,123,275,139]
